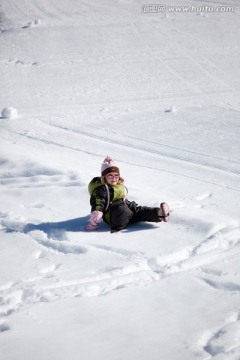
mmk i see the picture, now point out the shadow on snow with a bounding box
[23,216,89,239]
[3,217,158,240]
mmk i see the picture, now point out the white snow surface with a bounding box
[0,0,240,359]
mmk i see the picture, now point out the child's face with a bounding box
[105,172,120,186]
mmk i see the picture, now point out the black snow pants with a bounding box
[105,199,161,232]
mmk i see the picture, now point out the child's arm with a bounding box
[90,185,108,213]
[86,186,108,231]
[85,210,103,231]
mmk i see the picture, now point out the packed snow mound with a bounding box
[1,107,18,120]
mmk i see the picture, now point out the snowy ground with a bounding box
[0,0,240,359]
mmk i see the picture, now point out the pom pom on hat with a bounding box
[101,156,120,176]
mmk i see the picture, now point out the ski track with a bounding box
[32,122,240,176]
[154,22,235,94]
[14,127,240,193]
[0,211,239,338]
[1,120,240,193]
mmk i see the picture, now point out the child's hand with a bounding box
[85,211,103,231]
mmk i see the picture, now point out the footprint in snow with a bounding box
[0,288,24,319]
[0,322,10,333]
[200,267,225,277]
[203,318,240,357]
[202,278,240,293]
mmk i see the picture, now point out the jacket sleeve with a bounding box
[90,185,108,212]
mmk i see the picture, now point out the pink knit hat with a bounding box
[101,156,120,177]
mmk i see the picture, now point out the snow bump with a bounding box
[1,107,18,120]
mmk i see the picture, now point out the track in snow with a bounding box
[0,214,239,309]
[2,119,239,192]
[47,122,240,176]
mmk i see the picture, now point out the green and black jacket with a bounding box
[88,177,128,223]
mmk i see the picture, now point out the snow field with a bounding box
[0,0,240,359]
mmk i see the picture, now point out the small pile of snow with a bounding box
[165,106,177,113]
[1,107,18,120]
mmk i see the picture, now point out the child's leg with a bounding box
[127,201,162,223]
[130,206,160,223]
[110,201,133,232]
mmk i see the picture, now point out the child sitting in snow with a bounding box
[86,156,170,233]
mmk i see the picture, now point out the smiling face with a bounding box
[105,172,120,185]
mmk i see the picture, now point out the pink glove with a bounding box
[85,211,103,231]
